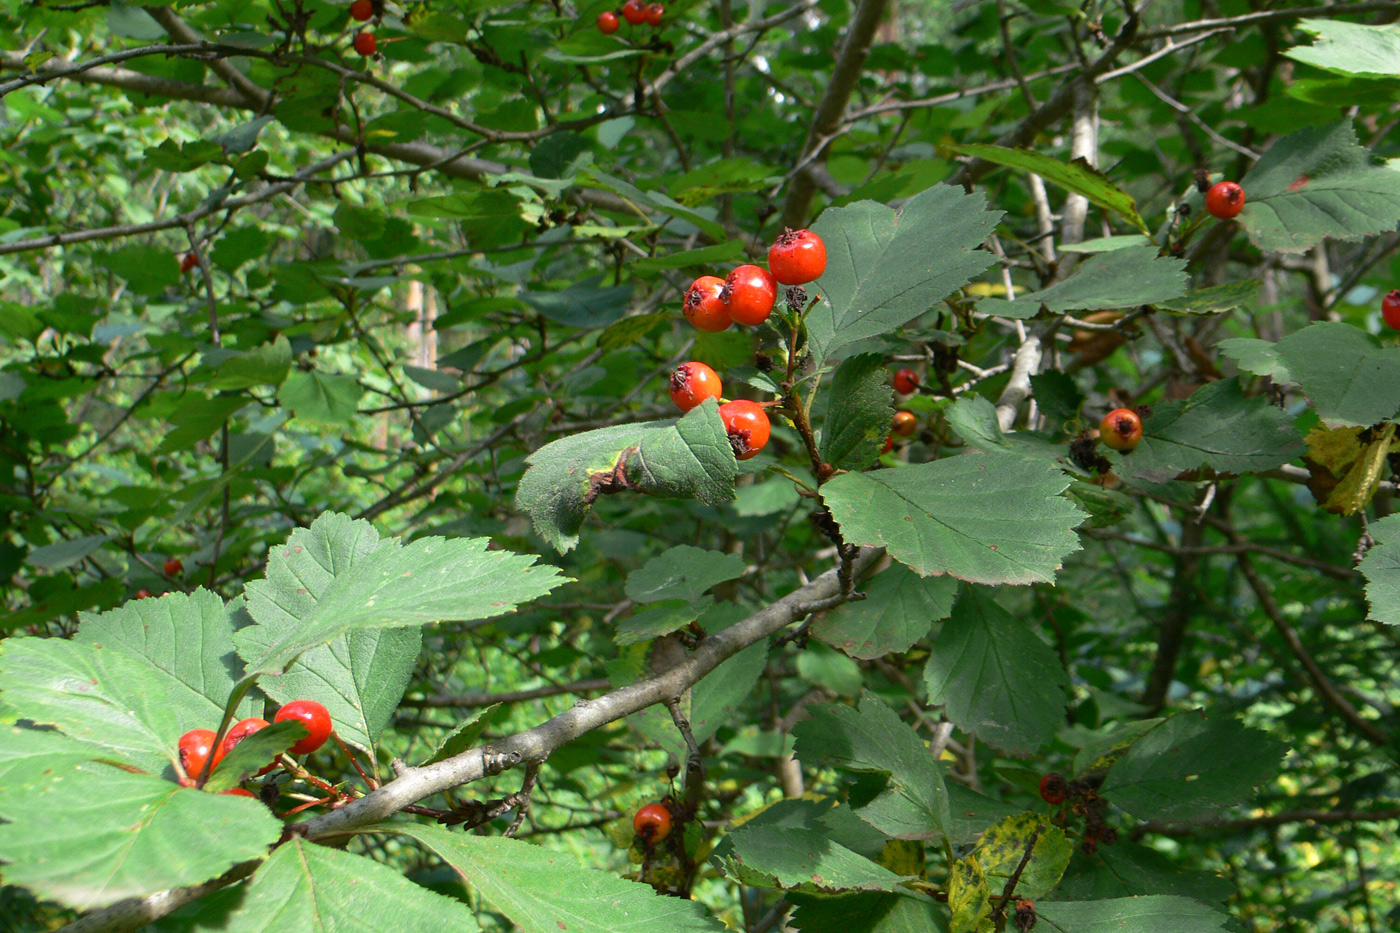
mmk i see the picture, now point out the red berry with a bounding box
[274,700,334,755]
[621,0,647,24]
[597,10,620,33]
[1098,408,1143,452]
[881,434,894,454]
[1382,290,1400,330]
[353,30,377,56]
[178,729,218,779]
[645,2,664,26]
[633,802,672,843]
[683,275,732,332]
[669,361,723,412]
[723,265,778,326]
[1204,181,1245,220]
[893,368,919,395]
[892,411,917,436]
[164,557,183,577]
[767,228,826,285]
[1039,773,1068,805]
[221,787,257,798]
[719,400,771,461]
[220,717,278,775]
[134,589,153,599]
[350,0,374,20]
[180,252,198,273]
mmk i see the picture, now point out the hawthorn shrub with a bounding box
[1,3,1399,932]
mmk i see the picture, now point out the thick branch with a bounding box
[58,549,884,933]
[994,336,1042,432]
[145,7,272,109]
[779,0,889,228]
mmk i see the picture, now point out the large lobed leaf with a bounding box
[515,401,738,553]
[382,823,725,933]
[805,185,1001,368]
[1123,378,1305,482]
[1101,712,1287,822]
[822,451,1084,585]
[814,562,958,660]
[976,247,1186,320]
[820,353,896,472]
[0,729,280,911]
[235,512,565,676]
[923,587,1068,756]
[1238,120,1400,253]
[793,697,950,841]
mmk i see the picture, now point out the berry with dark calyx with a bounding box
[178,729,218,779]
[274,700,334,755]
[683,275,732,332]
[1204,181,1245,219]
[669,361,723,412]
[722,264,778,326]
[768,228,826,285]
[784,285,807,310]
[350,0,374,20]
[164,557,183,576]
[221,787,257,798]
[892,411,917,436]
[1069,435,1112,475]
[621,0,647,24]
[645,2,664,26]
[893,368,919,395]
[1039,772,1068,805]
[135,589,153,599]
[1099,827,1118,846]
[1014,899,1037,933]
[1098,408,1143,452]
[633,802,672,843]
[719,400,771,461]
[1382,289,1400,330]
[180,252,198,273]
[597,10,620,33]
[353,30,377,56]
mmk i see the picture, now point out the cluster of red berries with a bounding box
[1204,180,1245,220]
[177,699,333,791]
[666,229,828,461]
[1039,772,1117,855]
[598,0,663,33]
[633,801,673,844]
[349,0,379,54]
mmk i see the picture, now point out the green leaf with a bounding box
[947,856,991,933]
[73,589,258,727]
[219,837,476,933]
[95,246,181,297]
[24,533,111,570]
[522,278,634,329]
[952,144,1148,233]
[156,393,247,454]
[144,139,224,173]
[255,628,422,753]
[420,705,498,766]
[976,247,1187,319]
[806,185,1001,368]
[822,452,1084,585]
[0,726,105,818]
[793,697,951,841]
[971,814,1071,899]
[1053,841,1235,903]
[403,189,530,248]
[630,241,746,273]
[1285,20,1400,79]
[1101,713,1286,821]
[581,169,725,241]
[1273,322,1400,426]
[719,815,911,894]
[814,563,957,660]
[515,402,738,553]
[0,637,185,774]
[1359,512,1400,624]
[1037,896,1230,933]
[821,353,896,471]
[1122,378,1305,482]
[277,371,365,426]
[1158,280,1259,315]
[1217,336,1294,384]
[204,720,302,791]
[788,891,949,933]
[624,545,746,603]
[205,336,293,391]
[616,596,712,646]
[0,737,279,910]
[1238,120,1400,253]
[923,587,1068,756]
[379,823,724,932]
[235,512,565,676]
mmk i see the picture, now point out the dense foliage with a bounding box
[2,1,1400,931]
